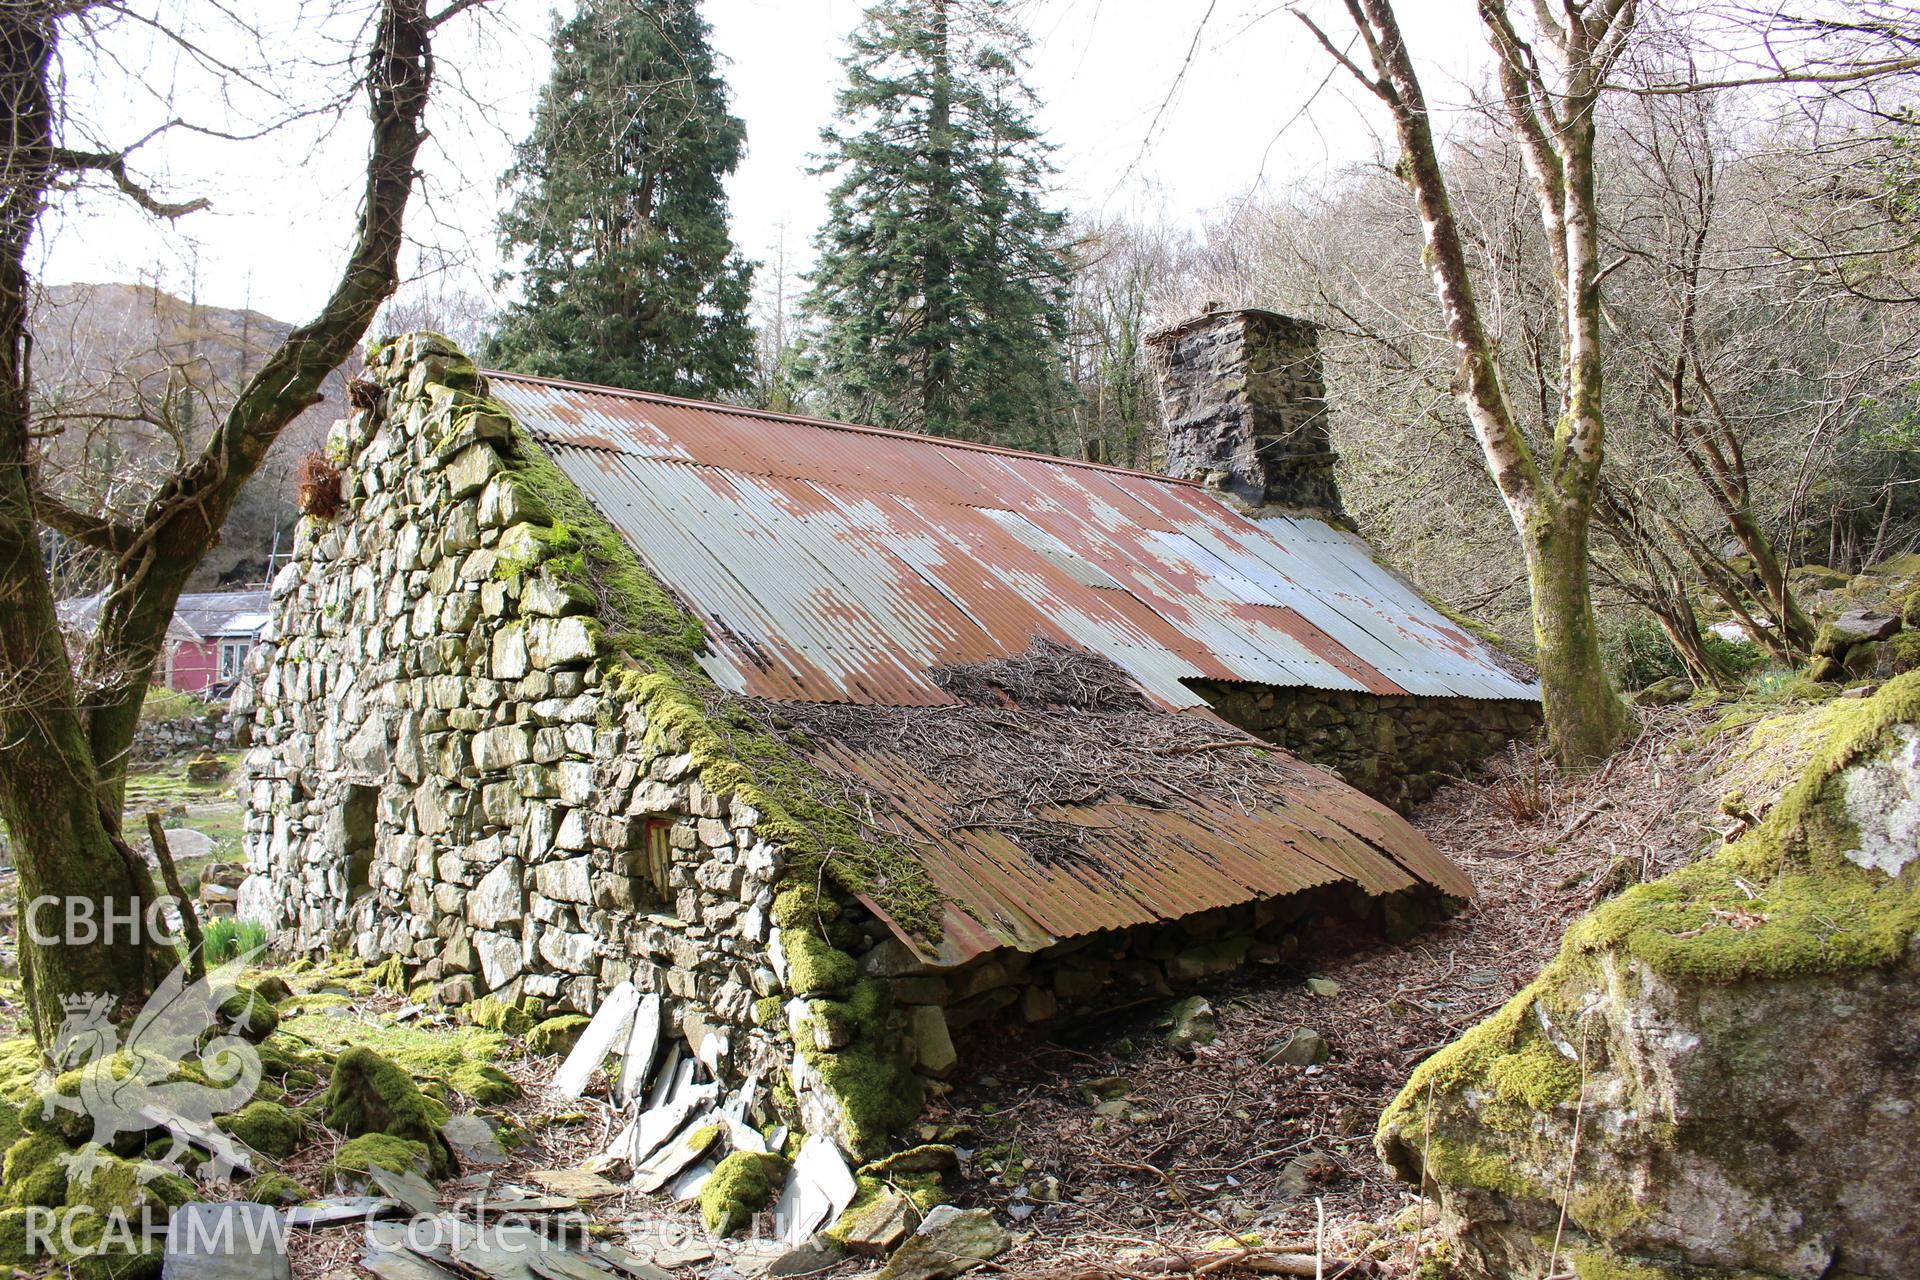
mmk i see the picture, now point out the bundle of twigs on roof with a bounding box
[737,639,1325,867]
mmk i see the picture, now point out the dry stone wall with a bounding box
[1190,682,1543,813]
[233,331,1505,1167]
[235,334,803,1122]
[132,705,234,760]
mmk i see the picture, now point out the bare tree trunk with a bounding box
[0,0,438,1042]
[1299,0,1634,765]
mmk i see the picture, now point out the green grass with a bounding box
[120,755,247,896]
[138,687,217,727]
[201,917,268,966]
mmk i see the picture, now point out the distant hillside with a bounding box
[31,282,355,591]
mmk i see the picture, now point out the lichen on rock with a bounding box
[1377,674,1920,1280]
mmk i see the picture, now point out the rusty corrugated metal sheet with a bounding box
[805,737,1473,965]
[488,373,1539,710]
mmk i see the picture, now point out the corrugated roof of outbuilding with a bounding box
[487,373,1539,710]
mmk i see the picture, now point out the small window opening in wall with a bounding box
[643,820,673,896]
[343,785,376,903]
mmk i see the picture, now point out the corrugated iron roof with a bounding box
[805,737,1472,965]
[487,373,1539,710]
[481,370,1521,964]
[58,588,269,643]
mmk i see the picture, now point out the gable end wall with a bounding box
[234,334,792,1094]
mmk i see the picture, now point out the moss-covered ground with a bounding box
[117,753,244,897]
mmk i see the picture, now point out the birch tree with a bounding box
[1298,0,1637,764]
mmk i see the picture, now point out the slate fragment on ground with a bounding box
[163,1202,292,1280]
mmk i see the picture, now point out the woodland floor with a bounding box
[922,700,1754,1279]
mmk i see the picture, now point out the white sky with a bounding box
[39,0,1492,326]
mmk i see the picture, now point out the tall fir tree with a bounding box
[805,0,1073,447]
[493,0,754,396]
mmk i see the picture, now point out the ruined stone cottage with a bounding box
[237,308,1539,1165]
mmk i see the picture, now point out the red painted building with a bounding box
[59,587,269,696]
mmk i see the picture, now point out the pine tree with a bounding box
[492,0,754,396]
[805,0,1072,448]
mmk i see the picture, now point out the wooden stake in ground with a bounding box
[146,813,205,984]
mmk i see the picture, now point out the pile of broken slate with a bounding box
[162,980,1009,1280]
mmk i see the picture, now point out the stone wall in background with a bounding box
[1191,682,1544,813]
[132,707,233,760]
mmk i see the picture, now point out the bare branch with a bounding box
[49,147,209,219]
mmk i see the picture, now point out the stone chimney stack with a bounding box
[1144,306,1342,519]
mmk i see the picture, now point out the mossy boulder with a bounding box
[282,1008,505,1112]
[3,1131,70,1207]
[0,1205,31,1266]
[782,927,858,998]
[466,995,533,1036]
[326,1134,431,1190]
[217,989,280,1042]
[251,974,295,1005]
[443,1060,520,1105]
[1378,674,1920,1279]
[525,1015,590,1057]
[1890,630,1920,676]
[697,1151,788,1236]
[47,1207,167,1280]
[216,1100,305,1159]
[256,1036,327,1081]
[320,1048,455,1178]
[64,1154,195,1221]
[23,1068,103,1145]
[366,955,408,993]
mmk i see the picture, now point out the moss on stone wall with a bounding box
[789,977,923,1160]
[493,418,945,942]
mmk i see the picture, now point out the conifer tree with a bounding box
[493,0,754,396]
[806,0,1072,447]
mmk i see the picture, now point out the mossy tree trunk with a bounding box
[0,0,439,1044]
[1526,506,1632,762]
[1298,0,1637,767]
